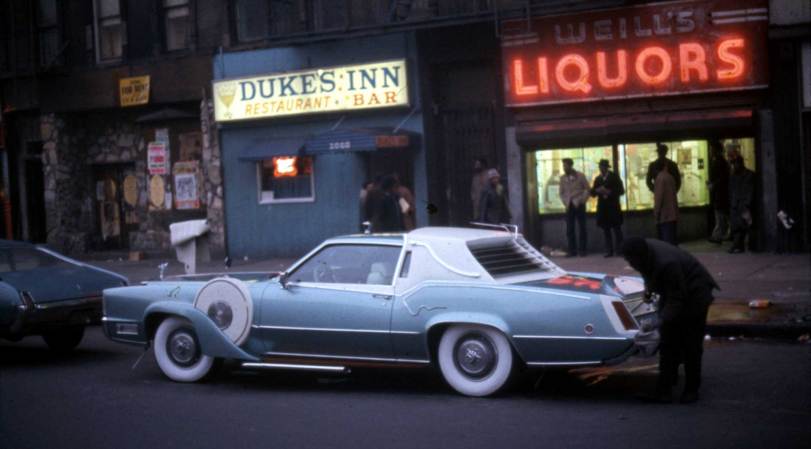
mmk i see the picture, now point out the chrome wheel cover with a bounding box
[454,333,497,380]
[167,328,200,367]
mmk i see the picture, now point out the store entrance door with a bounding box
[93,164,135,250]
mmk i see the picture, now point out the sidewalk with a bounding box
[80,240,811,339]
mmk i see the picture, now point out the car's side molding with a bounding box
[143,301,259,362]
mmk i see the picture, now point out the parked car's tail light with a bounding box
[611,301,639,330]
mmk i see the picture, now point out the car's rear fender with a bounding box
[143,301,259,362]
[423,313,518,362]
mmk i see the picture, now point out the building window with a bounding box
[37,0,62,67]
[94,0,124,62]
[163,0,191,51]
[235,0,268,42]
[534,146,613,214]
[258,156,315,203]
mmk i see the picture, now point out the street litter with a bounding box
[748,299,771,309]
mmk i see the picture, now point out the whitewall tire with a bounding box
[437,324,514,397]
[154,317,215,382]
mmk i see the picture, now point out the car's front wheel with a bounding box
[437,324,514,397]
[42,326,85,352]
[154,317,214,382]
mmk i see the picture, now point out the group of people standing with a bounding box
[360,173,416,233]
[707,141,756,253]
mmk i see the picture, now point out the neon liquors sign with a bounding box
[501,0,768,106]
[213,60,409,122]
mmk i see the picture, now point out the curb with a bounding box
[706,322,811,340]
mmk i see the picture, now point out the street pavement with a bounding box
[1,327,809,449]
[80,239,811,338]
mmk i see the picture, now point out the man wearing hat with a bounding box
[591,159,625,257]
[478,168,512,224]
[646,143,682,193]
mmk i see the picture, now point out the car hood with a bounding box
[0,265,126,304]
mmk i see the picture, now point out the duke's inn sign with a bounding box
[501,0,769,106]
[213,60,409,122]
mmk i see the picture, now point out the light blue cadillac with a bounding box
[103,227,658,397]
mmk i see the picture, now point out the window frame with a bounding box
[92,0,125,63]
[286,242,405,287]
[233,0,269,43]
[161,0,193,52]
[256,155,316,205]
[36,0,63,68]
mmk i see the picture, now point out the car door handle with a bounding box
[372,294,393,300]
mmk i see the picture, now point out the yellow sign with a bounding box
[119,75,150,107]
[213,60,408,122]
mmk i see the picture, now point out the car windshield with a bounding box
[0,247,74,273]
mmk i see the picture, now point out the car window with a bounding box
[0,248,72,273]
[288,244,401,285]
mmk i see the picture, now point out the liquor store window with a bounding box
[533,138,755,215]
[258,155,315,204]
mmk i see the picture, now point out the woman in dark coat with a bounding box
[591,159,625,257]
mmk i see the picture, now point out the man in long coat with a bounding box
[622,237,719,403]
[728,156,755,253]
[653,161,679,245]
[591,159,625,257]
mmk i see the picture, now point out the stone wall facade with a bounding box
[40,107,225,256]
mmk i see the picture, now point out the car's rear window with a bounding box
[467,237,552,279]
[0,248,72,273]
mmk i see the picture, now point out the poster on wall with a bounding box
[148,142,169,175]
[173,161,200,210]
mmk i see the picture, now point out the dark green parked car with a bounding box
[0,240,128,351]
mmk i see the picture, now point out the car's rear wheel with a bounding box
[437,324,514,397]
[154,317,214,382]
[42,326,85,352]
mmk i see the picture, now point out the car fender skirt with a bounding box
[144,302,259,362]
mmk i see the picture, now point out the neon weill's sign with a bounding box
[501,0,768,106]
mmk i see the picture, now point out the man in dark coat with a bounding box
[621,237,719,404]
[590,159,625,257]
[478,169,512,224]
[646,143,682,193]
[707,141,730,244]
[728,156,755,253]
[369,175,404,232]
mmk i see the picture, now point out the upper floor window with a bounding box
[163,0,191,51]
[235,0,268,42]
[37,0,62,67]
[94,0,124,62]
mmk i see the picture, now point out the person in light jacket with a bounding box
[559,158,591,256]
[653,160,679,245]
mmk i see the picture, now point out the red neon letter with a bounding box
[635,46,672,85]
[513,59,538,95]
[679,43,708,82]
[537,57,550,94]
[555,54,592,94]
[716,38,745,80]
[596,50,628,89]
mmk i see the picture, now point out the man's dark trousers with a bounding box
[657,292,713,394]
[566,203,587,255]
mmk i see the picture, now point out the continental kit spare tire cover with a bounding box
[193,277,253,345]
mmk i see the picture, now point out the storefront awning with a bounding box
[304,128,417,155]
[237,137,305,161]
[517,109,754,147]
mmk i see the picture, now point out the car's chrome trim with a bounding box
[398,281,591,301]
[409,240,481,278]
[241,362,348,373]
[526,361,602,367]
[252,324,419,335]
[34,296,101,310]
[263,350,429,364]
[512,335,629,341]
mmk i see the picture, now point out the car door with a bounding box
[259,243,402,360]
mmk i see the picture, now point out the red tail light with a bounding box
[612,301,638,330]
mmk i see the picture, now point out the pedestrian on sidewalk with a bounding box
[621,237,719,404]
[591,159,624,257]
[653,160,679,245]
[646,143,681,193]
[393,173,416,231]
[478,168,512,224]
[369,175,404,233]
[728,156,755,253]
[559,158,590,256]
[707,140,730,244]
[471,158,490,221]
